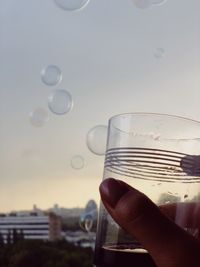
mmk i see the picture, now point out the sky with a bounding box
[1,0,200,212]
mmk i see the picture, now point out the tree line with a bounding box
[0,231,93,267]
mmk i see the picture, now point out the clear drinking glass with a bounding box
[94,113,200,267]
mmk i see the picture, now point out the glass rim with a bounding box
[109,112,200,125]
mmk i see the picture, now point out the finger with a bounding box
[99,178,200,267]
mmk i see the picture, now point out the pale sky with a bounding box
[1,0,200,212]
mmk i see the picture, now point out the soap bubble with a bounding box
[29,108,49,127]
[41,65,62,86]
[86,125,108,156]
[151,0,167,6]
[85,200,98,221]
[71,155,84,170]
[48,89,73,115]
[154,48,165,59]
[132,0,152,9]
[79,200,97,232]
[54,0,90,11]
[85,200,97,214]
[84,214,93,232]
[79,213,93,232]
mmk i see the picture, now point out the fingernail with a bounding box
[99,178,129,208]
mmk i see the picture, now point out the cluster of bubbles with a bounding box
[54,0,90,12]
[53,0,166,11]
[41,65,73,116]
[53,0,167,12]
[30,64,72,127]
[29,0,167,173]
[70,125,108,170]
[132,0,166,9]
[30,63,108,172]
[79,200,98,232]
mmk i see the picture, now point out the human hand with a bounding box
[99,178,200,267]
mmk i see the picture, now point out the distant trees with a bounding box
[19,230,24,241]
[12,229,24,244]
[2,229,25,246]
[6,230,11,245]
[0,239,93,267]
[0,232,4,247]
[0,222,94,266]
[13,229,19,244]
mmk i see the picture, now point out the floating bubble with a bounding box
[48,89,73,115]
[79,213,93,232]
[79,200,97,232]
[86,125,108,156]
[151,0,167,6]
[132,0,152,9]
[154,48,165,59]
[85,200,97,214]
[85,214,93,232]
[29,108,49,127]
[54,0,90,11]
[41,65,62,86]
[71,155,84,170]
[79,213,86,231]
[85,200,98,221]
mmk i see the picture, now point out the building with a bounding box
[0,211,61,243]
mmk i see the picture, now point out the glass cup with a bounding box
[94,113,200,267]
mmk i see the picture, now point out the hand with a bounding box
[99,178,200,267]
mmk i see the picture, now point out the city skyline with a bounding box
[0,200,96,214]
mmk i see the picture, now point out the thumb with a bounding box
[99,178,200,267]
